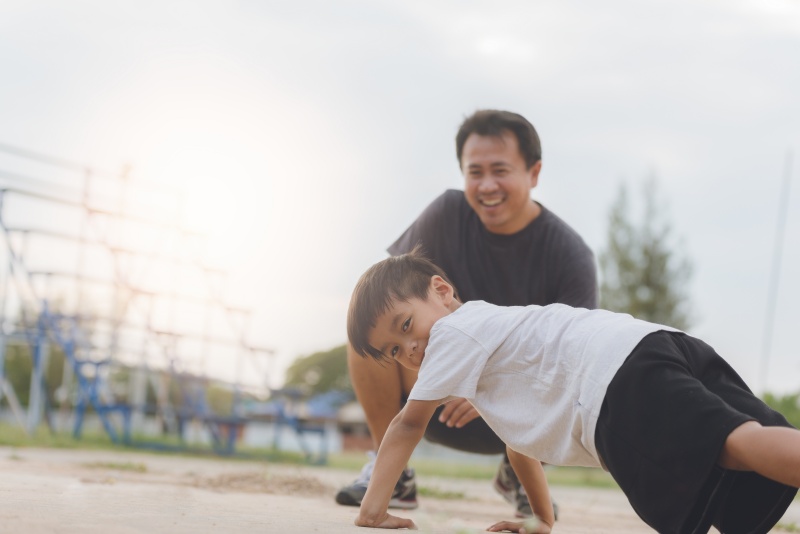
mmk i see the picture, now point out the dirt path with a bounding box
[0,446,797,533]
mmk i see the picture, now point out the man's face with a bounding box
[461,130,542,235]
[367,280,455,371]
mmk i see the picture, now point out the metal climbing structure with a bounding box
[0,142,273,454]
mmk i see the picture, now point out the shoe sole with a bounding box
[514,503,559,521]
[388,497,418,510]
[335,493,418,510]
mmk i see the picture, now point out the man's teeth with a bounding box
[481,198,503,206]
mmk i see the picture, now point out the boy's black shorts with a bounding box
[595,330,797,534]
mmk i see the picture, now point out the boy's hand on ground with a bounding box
[487,519,551,534]
[439,398,480,428]
[355,512,417,530]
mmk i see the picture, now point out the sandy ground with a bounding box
[0,446,798,533]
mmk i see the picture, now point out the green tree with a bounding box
[2,341,65,407]
[284,344,351,395]
[3,343,34,406]
[762,392,800,429]
[206,383,236,414]
[599,176,693,330]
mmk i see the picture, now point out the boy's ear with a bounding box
[430,275,454,304]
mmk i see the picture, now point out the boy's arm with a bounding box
[488,447,554,533]
[356,398,440,529]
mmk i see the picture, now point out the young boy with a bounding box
[347,250,799,534]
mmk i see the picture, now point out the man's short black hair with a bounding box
[455,109,542,169]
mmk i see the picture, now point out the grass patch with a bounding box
[83,461,148,473]
[326,453,498,480]
[0,422,313,465]
[0,423,117,450]
[545,466,619,489]
[412,457,497,479]
[777,522,800,533]
[418,486,465,499]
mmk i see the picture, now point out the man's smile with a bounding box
[479,196,505,207]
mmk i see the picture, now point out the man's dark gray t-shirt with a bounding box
[388,189,597,309]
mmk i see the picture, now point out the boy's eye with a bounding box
[390,346,399,358]
[402,318,411,332]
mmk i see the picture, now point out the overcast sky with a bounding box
[1,0,799,394]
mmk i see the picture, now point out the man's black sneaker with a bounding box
[388,467,418,509]
[493,454,518,507]
[493,455,559,520]
[516,484,559,520]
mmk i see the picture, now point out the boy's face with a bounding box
[368,276,457,371]
[461,129,542,235]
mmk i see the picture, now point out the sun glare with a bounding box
[139,130,267,268]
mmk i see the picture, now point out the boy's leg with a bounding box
[719,421,800,488]
[594,331,796,532]
[677,333,800,532]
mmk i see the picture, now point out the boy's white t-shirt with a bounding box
[408,301,678,468]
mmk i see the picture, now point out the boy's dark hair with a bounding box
[347,247,457,361]
[455,109,542,169]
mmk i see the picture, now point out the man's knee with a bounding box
[424,407,505,454]
[718,421,762,471]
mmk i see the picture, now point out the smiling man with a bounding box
[459,119,542,235]
[336,109,597,518]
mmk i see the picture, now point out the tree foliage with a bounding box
[2,342,65,407]
[283,344,351,395]
[762,392,800,429]
[599,177,693,330]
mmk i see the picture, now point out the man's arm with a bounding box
[488,447,554,534]
[554,248,597,309]
[356,398,441,529]
[386,190,455,258]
